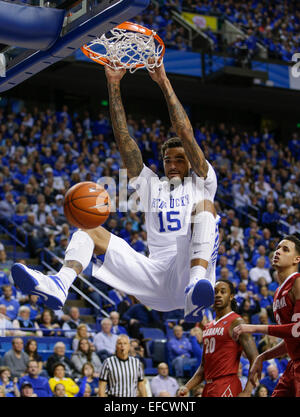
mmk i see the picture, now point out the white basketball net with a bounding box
[83,27,164,73]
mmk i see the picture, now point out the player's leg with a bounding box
[184,199,219,322]
[11,227,111,310]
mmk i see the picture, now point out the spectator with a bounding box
[48,363,79,397]
[72,323,94,351]
[249,257,272,284]
[23,294,43,321]
[46,342,75,378]
[62,306,92,338]
[0,285,20,320]
[261,202,280,235]
[109,311,128,336]
[0,192,16,220]
[99,334,147,397]
[53,382,67,397]
[76,362,99,397]
[260,364,281,396]
[18,360,52,397]
[93,318,118,362]
[12,305,42,337]
[189,327,203,369]
[38,308,61,337]
[238,297,261,323]
[0,304,15,336]
[254,384,269,397]
[107,288,132,316]
[20,381,37,397]
[129,338,145,367]
[167,325,197,378]
[0,366,20,397]
[0,248,14,272]
[70,338,102,378]
[24,339,44,376]
[150,362,179,397]
[121,303,163,340]
[2,337,29,378]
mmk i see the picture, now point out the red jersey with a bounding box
[202,311,243,381]
[272,272,300,361]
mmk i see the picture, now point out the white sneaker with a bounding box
[184,279,214,323]
[11,263,67,310]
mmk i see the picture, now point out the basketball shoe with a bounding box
[11,263,67,310]
[184,279,214,322]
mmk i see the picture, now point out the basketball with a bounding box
[63,181,111,229]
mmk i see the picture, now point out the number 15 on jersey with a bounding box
[158,211,182,232]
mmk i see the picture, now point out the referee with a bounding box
[98,334,147,397]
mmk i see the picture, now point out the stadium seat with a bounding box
[139,327,166,340]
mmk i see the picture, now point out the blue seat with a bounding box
[79,307,92,315]
[140,327,166,340]
[143,357,157,376]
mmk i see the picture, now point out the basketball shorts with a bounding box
[271,359,300,397]
[92,233,216,312]
[202,374,242,397]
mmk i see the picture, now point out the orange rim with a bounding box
[80,21,165,68]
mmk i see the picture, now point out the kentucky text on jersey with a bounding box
[151,195,190,210]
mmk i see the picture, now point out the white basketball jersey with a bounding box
[130,161,217,258]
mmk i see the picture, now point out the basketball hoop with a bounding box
[80,21,165,73]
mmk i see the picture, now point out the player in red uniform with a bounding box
[232,234,300,397]
[177,279,258,397]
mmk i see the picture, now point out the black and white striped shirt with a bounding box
[99,355,144,397]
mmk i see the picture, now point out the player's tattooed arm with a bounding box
[159,78,208,178]
[107,81,143,178]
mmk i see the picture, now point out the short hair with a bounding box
[161,137,183,158]
[216,279,238,312]
[117,334,130,343]
[283,235,300,255]
[53,362,65,372]
[101,318,112,326]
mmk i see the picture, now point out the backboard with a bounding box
[0,0,150,92]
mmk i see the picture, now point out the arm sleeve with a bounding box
[268,300,300,339]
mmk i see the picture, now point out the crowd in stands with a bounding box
[0,99,299,396]
[134,0,299,62]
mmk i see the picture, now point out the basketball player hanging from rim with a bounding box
[11,59,220,323]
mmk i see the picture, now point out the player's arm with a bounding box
[230,318,259,397]
[177,358,205,396]
[148,62,208,178]
[249,340,287,386]
[105,66,143,178]
[233,278,300,340]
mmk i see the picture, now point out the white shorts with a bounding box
[92,233,217,312]
[92,234,191,311]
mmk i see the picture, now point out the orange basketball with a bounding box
[63,181,111,229]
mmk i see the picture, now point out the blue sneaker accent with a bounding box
[184,305,204,323]
[184,279,214,323]
[11,264,38,293]
[11,264,64,310]
[49,275,67,298]
[191,279,214,307]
